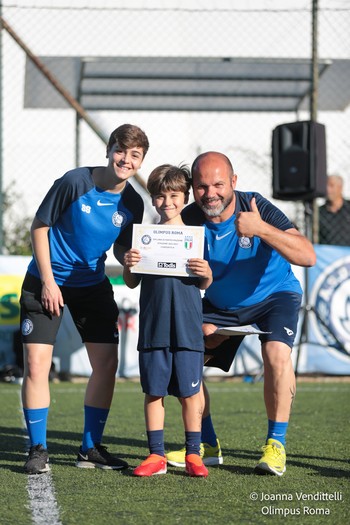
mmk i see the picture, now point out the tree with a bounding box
[2,183,32,255]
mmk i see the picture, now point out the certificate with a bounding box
[130,224,205,277]
[215,325,271,336]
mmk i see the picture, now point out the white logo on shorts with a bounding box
[284,326,294,336]
[22,319,34,336]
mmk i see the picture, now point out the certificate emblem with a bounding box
[184,236,193,250]
[141,234,152,245]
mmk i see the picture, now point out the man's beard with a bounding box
[198,193,234,217]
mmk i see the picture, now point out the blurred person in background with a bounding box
[318,174,350,246]
[20,124,149,474]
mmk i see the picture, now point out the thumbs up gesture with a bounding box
[235,197,262,237]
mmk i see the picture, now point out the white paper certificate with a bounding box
[130,224,205,277]
[215,325,271,336]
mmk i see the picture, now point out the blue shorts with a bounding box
[139,348,204,398]
[203,291,302,372]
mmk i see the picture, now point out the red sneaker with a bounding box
[185,454,209,477]
[133,454,167,477]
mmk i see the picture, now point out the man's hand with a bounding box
[235,197,262,238]
[203,322,229,350]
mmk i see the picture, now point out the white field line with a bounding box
[18,391,62,525]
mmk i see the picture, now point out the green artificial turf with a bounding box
[0,380,349,524]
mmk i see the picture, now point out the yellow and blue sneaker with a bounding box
[166,439,223,467]
[254,439,286,476]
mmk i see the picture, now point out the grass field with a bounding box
[1,379,349,525]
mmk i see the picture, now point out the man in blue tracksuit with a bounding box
[167,151,316,476]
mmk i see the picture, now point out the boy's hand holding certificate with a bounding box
[131,224,205,277]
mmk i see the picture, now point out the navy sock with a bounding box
[267,419,288,446]
[23,407,49,448]
[185,431,201,456]
[201,415,217,447]
[147,430,164,456]
[82,406,109,452]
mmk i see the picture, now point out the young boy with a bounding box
[123,164,212,477]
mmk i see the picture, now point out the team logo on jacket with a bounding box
[184,236,193,249]
[239,236,252,249]
[112,211,126,228]
[309,255,350,355]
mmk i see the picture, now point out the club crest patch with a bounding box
[112,211,127,228]
[239,236,252,249]
[21,318,34,336]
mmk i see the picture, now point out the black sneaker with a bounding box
[76,444,128,470]
[24,444,50,475]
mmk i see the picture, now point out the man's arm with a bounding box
[235,197,316,267]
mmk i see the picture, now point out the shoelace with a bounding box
[29,445,45,457]
[262,444,283,459]
[94,444,111,459]
[95,444,107,452]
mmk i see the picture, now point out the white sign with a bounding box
[131,224,205,277]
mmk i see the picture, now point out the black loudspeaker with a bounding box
[272,120,327,201]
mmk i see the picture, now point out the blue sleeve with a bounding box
[181,202,205,226]
[114,184,144,249]
[251,192,295,231]
[35,168,93,226]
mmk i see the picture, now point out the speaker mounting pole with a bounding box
[295,0,319,377]
[309,0,319,244]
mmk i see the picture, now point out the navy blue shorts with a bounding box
[139,348,204,398]
[20,272,119,345]
[203,291,302,372]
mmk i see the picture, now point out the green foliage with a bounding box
[0,380,349,525]
[2,183,32,255]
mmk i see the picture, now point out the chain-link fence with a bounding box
[1,0,349,253]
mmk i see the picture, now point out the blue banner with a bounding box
[299,245,350,374]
